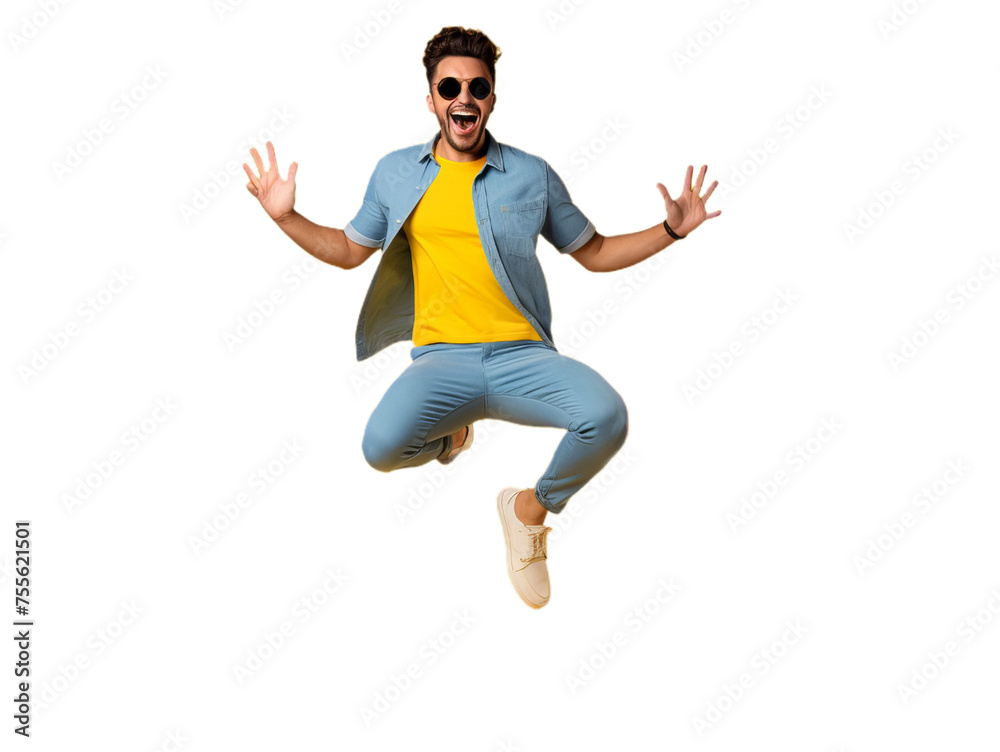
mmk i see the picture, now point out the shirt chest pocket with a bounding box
[501,198,545,257]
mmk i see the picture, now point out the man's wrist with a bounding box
[663,219,685,240]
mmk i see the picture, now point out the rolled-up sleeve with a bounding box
[344,158,387,248]
[541,161,596,254]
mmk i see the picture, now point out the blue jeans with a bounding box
[361,339,629,514]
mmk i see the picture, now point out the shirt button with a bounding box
[396,219,401,223]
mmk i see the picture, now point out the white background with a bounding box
[3,0,999,749]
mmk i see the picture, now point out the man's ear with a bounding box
[427,94,433,113]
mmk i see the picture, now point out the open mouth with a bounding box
[450,110,479,135]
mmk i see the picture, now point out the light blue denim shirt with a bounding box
[345,128,596,362]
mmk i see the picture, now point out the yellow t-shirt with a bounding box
[404,148,542,346]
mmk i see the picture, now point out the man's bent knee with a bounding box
[361,427,400,472]
[580,393,628,447]
[607,396,628,450]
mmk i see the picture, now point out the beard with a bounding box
[436,109,487,156]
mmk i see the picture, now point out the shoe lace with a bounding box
[518,526,550,569]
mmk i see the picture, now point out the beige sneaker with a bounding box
[496,486,552,609]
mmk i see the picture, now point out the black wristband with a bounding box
[663,219,685,240]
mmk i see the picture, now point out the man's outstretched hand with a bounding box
[243,140,298,221]
[657,165,721,238]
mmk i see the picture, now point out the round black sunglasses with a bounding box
[434,76,492,100]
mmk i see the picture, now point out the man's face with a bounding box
[426,55,495,158]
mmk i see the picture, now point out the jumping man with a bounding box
[243,26,720,608]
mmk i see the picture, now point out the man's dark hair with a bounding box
[423,26,501,89]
